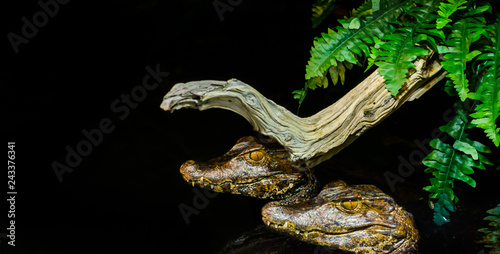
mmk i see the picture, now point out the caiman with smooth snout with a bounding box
[180,136,318,203]
[262,180,418,253]
[179,136,418,253]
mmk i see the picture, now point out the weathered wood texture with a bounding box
[161,59,446,167]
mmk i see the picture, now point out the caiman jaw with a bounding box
[180,157,307,199]
[262,215,407,254]
[260,180,418,253]
[262,216,401,237]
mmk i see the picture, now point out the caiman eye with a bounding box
[339,199,361,212]
[248,151,265,161]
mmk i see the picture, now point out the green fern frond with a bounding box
[478,203,500,253]
[469,18,500,147]
[292,86,308,114]
[305,17,376,80]
[438,17,486,101]
[436,0,467,29]
[371,0,443,96]
[351,0,372,18]
[312,0,337,29]
[305,1,411,81]
[423,106,492,225]
[366,37,383,71]
[307,74,329,90]
[374,24,429,95]
[329,61,353,86]
[410,0,445,44]
[375,0,407,15]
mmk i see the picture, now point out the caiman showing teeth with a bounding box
[179,136,418,253]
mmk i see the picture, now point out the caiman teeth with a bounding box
[213,185,223,192]
[262,217,302,236]
[262,217,336,240]
[263,217,387,239]
[191,176,230,186]
[264,218,271,226]
[188,173,300,187]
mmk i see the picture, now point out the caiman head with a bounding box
[180,136,316,200]
[261,180,419,254]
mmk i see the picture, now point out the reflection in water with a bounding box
[220,225,350,254]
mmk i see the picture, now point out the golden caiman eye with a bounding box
[248,150,265,161]
[339,199,360,212]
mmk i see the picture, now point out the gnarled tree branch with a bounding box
[161,58,446,167]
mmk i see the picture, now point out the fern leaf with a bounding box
[438,17,486,101]
[453,140,478,160]
[312,0,337,29]
[307,75,329,90]
[305,1,411,80]
[469,18,500,147]
[370,0,445,95]
[436,0,467,29]
[411,0,446,43]
[478,203,500,253]
[422,106,491,225]
[292,86,308,113]
[431,193,454,225]
[375,25,429,95]
[351,0,372,18]
[329,62,353,85]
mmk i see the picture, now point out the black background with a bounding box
[1,0,499,253]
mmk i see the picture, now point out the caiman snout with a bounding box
[180,160,201,182]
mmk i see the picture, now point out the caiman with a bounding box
[180,136,419,254]
[180,136,318,203]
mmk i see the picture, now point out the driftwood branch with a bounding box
[161,59,446,167]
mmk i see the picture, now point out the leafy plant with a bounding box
[298,0,500,225]
[293,1,409,105]
[435,0,467,29]
[370,0,443,95]
[479,203,500,253]
[312,0,337,28]
[422,105,492,225]
[372,23,430,95]
[469,18,500,147]
[438,16,485,101]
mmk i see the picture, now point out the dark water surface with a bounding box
[1,1,498,253]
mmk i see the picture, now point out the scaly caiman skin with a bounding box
[179,136,418,253]
[262,180,419,254]
[180,136,318,202]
